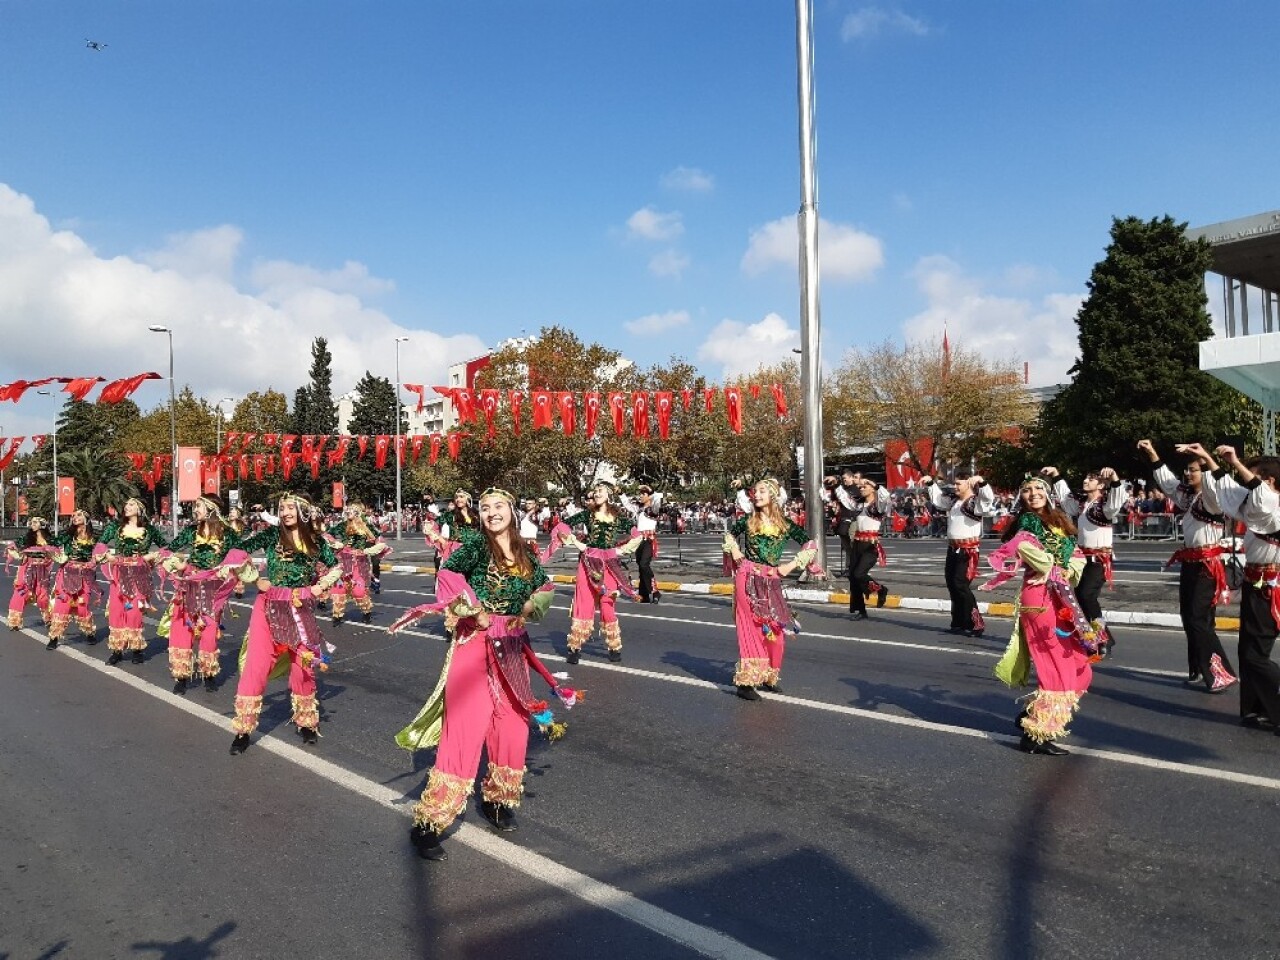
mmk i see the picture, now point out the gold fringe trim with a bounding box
[481,762,525,806]
[566,618,593,652]
[356,595,373,614]
[48,613,71,640]
[231,695,264,735]
[330,594,347,619]
[197,650,220,678]
[75,615,95,637]
[107,626,144,652]
[168,647,194,680]
[733,658,779,687]
[6,610,21,629]
[602,619,622,652]
[1020,689,1083,743]
[291,693,320,730]
[412,768,474,833]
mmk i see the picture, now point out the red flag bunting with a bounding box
[655,391,673,440]
[446,433,466,460]
[0,377,59,402]
[357,435,369,459]
[749,383,761,400]
[403,383,428,413]
[532,391,553,430]
[608,392,626,436]
[430,434,442,465]
[770,383,789,419]
[98,372,162,404]
[632,391,650,439]
[724,386,743,434]
[480,389,500,441]
[508,391,523,436]
[375,435,390,470]
[704,388,716,412]
[63,377,104,402]
[584,392,601,438]
[681,388,693,411]
[454,389,476,424]
[411,435,426,463]
[558,392,576,435]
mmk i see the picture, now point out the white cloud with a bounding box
[741,216,884,283]
[625,310,691,336]
[841,7,930,41]
[648,249,690,279]
[0,183,486,438]
[660,166,715,193]
[698,312,800,378]
[900,255,1083,386]
[626,206,684,242]
[141,225,244,281]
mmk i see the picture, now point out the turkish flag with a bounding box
[454,389,476,424]
[333,482,345,508]
[411,435,426,462]
[31,435,48,452]
[447,432,464,460]
[177,446,202,502]
[253,455,265,482]
[608,392,626,436]
[357,435,369,459]
[223,464,235,484]
[654,391,673,440]
[770,383,789,418]
[532,391,553,429]
[681,388,693,411]
[395,435,407,466]
[62,377,104,402]
[239,433,258,452]
[704,388,716,412]
[267,455,276,476]
[0,438,23,470]
[238,455,250,481]
[558,392,576,435]
[57,477,75,515]
[430,434,442,465]
[374,435,390,470]
[632,391,650,438]
[724,386,743,434]
[749,383,761,400]
[584,392,601,438]
[203,468,220,496]
[282,453,295,481]
[263,433,279,447]
[97,372,161,404]
[403,383,428,413]
[480,389,500,441]
[509,391,523,436]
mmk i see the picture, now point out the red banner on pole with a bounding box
[608,392,626,436]
[558,392,576,435]
[654,391,673,440]
[632,391,650,438]
[584,392,601,438]
[532,391,553,429]
[724,386,743,434]
[177,447,202,502]
[508,391,523,436]
[57,477,75,515]
[333,481,345,509]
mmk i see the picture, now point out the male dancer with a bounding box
[621,484,663,603]
[923,473,994,636]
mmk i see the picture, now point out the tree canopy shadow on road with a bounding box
[659,648,738,685]
[132,921,235,959]
[840,674,1020,731]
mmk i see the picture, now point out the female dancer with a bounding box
[228,494,342,754]
[328,503,389,624]
[552,481,641,664]
[392,487,577,861]
[227,506,249,599]
[722,479,819,700]
[163,497,251,694]
[427,490,480,570]
[48,510,102,648]
[6,517,57,635]
[984,476,1098,756]
[99,499,170,664]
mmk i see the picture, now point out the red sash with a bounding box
[950,538,981,581]
[1167,545,1230,606]
[1245,563,1280,627]
[854,532,886,566]
[1080,546,1113,587]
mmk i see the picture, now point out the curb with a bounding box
[381,564,1222,631]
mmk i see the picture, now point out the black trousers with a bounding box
[1237,584,1280,723]
[848,541,880,614]
[1179,561,1234,685]
[835,519,852,576]
[371,555,381,580]
[1076,558,1116,647]
[944,547,981,632]
[636,538,655,601]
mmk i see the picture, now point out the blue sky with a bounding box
[2,1,1278,438]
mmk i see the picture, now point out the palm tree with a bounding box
[26,449,139,521]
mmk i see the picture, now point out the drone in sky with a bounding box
[84,39,107,51]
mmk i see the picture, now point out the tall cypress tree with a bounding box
[1038,215,1241,475]
[288,337,338,501]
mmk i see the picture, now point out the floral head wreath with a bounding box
[124,497,149,519]
[479,486,517,506]
[194,496,224,522]
[591,480,617,499]
[279,493,315,522]
[1020,475,1053,497]
[755,477,783,503]
[28,516,49,530]
[453,489,473,505]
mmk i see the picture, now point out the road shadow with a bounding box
[133,921,236,959]
[839,675,1015,731]
[659,649,737,685]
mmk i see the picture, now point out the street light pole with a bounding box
[394,336,408,541]
[149,325,178,536]
[795,0,827,573]
[35,390,60,534]
[215,397,233,453]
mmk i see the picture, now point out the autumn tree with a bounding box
[223,389,292,507]
[827,339,1034,478]
[715,360,804,489]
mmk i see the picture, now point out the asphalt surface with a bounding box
[3,541,1279,960]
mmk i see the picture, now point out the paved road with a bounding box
[3,564,1278,959]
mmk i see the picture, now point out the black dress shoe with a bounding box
[106,651,124,666]
[229,734,251,755]
[565,650,580,665]
[1241,714,1273,730]
[736,685,761,701]
[299,727,318,745]
[876,585,889,608]
[172,678,188,695]
[131,650,145,664]
[966,629,985,639]
[607,649,622,663]
[409,825,447,861]
[85,636,101,645]
[480,800,518,833]
[849,611,867,621]
[1184,672,1203,686]
[46,638,58,650]
[203,675,218,693]
[947,627,967,635]
[362,611,372,623]
[1019,734,1069,756]
[760,682,782,694]
[651,590,661,604]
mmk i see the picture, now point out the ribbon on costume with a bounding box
[854,532,887,567]
[951,538,981,581]
[1080,546,1114,588]
[1167,545,1232,606]
[580,546,640,602]
[740,558,800,641]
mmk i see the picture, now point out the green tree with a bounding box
[57,398,142,454]
[23,449,139,520]
[338,371,403,507]
[1038,215,1243,475]
[224,389,293,509]
[717,360,805,488]
[288,337,338,501]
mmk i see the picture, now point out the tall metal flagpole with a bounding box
[795,0,827,573]
[394,336,408,541]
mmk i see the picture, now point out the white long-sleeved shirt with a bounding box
[518,510,540,540]
[1152,463,1224,550]
[1202,469,1280,565]
[925,481,994,540]
[833,485,892,534]
[620,492,664,533]
[1053,478,1126,550]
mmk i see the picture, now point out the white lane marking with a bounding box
[20,627,775,960]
